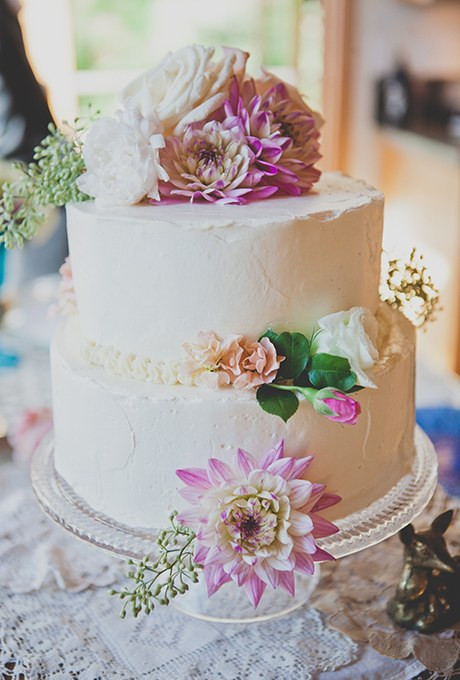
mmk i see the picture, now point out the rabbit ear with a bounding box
[400,523,415,545]
[431,510,454,535]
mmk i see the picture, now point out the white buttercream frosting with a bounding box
[52,306,416,529]
[66,172,384,362]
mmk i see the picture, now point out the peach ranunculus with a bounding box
[181,332,283,390]
[219,334,245,381]
[233,337,284,389]
[181,331,232,388]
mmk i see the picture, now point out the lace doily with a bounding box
[0,461,362,679]
[313,488,460,678]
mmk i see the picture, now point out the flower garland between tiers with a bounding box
[81,305,379,424]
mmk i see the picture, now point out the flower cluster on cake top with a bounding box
[78,45,322,206]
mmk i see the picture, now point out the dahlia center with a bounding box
[224,495,278,553]
[278,119,300,146]
[197,143,223,170]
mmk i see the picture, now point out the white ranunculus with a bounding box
[120,45,248,135]
[313,307,379,388]
[77,109,168,206]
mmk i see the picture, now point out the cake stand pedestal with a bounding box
[31,426,438,623]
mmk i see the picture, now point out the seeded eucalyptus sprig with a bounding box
[0,115,96,249]
[111,511,200,618]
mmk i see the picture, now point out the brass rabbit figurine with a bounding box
[387,510,460,634]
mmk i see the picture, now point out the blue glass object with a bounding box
[0,243,21,369]
[417,407,460,497]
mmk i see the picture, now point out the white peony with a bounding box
[120,44,248,135]
[77,109,168,206]
[313,307,379,388]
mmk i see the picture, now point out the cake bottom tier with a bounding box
[51,313,416,529]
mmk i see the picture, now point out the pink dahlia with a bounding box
[221,77,321,197]
[259,82,321,193]
[176,440,340,607]
[159,121,255,204]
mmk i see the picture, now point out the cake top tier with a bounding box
[66,172,384,362]
[73,172,382,229]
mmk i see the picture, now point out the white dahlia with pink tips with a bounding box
[176,440,340,607]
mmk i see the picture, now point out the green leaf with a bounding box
[256,384,299,422]
[293,370,314,388]
[346,384,364,394]
[260,331,310,379]
[308,353,357,391]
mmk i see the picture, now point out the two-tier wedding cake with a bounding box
[20,45,418,608]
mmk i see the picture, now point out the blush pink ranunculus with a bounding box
[232,337,284,389]
[176,440,341,608]
[218,334,245,380]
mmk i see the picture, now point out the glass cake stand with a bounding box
[31,426,438,623]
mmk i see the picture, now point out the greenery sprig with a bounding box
[111,511,200,618]
[0,116,94,249]
[256,329,360,422]
[381,248,440,328]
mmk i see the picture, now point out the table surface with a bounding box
[1,323,460,679]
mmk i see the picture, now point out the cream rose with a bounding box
[77,109,168,206]
[313,307,379,388]
[121,45,248,135]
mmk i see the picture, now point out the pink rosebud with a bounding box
[314,389,361,425]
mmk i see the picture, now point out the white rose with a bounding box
[120,45,248,135]
[313,307,379,388]
[77,109,168,206]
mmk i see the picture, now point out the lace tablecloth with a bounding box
[0,336,458,679]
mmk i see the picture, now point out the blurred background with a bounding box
[1,0,460,490]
